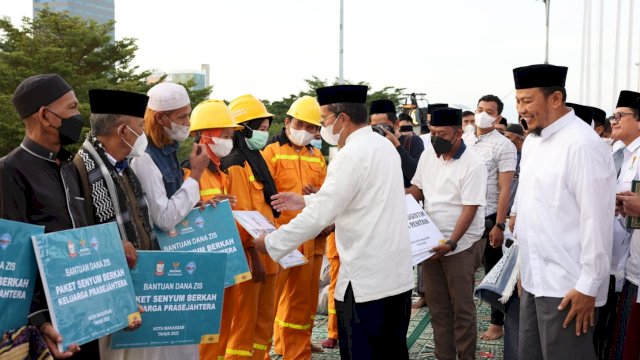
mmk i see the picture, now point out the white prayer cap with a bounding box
[147,82,190,111]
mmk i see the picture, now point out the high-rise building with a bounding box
[33,0,115,38]
[165,70,208,91]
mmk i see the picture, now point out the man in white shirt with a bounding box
[463,94,517,341]
[513,64,615,360]
[253,85,414,359]
[407,107,487,360]
[605,90,640,359]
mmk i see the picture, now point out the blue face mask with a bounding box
[310,139,322,150]
[245,130,269,150]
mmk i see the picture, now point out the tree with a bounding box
[264,76,405,136]
[0,9,212,156]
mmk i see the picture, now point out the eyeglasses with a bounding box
[608,112,637,123]
[320,113,337,127]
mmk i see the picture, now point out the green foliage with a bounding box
[264,75,405,136]
[0,9,212,156]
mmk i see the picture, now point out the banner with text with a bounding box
[0,219,44,333]
[156,202,250,287]
[110,250,226,349]
[31,223,139,351]
[406,195,445,266]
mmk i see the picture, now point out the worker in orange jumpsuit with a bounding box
[187,100,244,360]
[261,96,329,359]
[220,94,279,360]
[321,232,340,349]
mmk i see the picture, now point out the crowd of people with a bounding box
[1,62,639,360]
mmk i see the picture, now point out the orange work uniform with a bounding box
[186,166,236,360]
[261,136,327,360]
[325,232,339,340]
[222,156,278,360]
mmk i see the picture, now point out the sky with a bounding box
[2,0,640,122]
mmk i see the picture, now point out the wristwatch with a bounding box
[495,222,506,231]
[445,240,457,252]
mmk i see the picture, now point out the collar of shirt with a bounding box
[161,141,180,156]
[20,136,73,163]
[539,109,575,140]
[105,152,128,174]
[624,136,640,156]
[345,125,372,145]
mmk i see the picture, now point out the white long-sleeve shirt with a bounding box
[515,110,615,306]
[130,152,200,231]
[265,126,414,303]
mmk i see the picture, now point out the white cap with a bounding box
[147,82,190,111]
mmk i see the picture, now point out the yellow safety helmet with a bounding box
[228,94,274,124]
[190,99,242,132]
[286,96,321,126]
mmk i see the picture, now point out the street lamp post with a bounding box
[544,0,550,64]
[339,0,344,85]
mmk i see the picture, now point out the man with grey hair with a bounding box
[74,89,157,269]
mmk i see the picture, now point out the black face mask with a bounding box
[47,109,85,145]
[399,125,414,133]
[431,135,455,155]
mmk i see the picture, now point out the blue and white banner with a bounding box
[31,223,139,351]
[0,219,44,333]
[110,250,226,349]
[156,202,250,287]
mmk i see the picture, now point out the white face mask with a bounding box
[124,125,148,158]
[475,112,497,129]
[208,138,233,158]
[164,119,190,142]
[320,115,343,146]
[463,124,476,134]
[288,127,316,146]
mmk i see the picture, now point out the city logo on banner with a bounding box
[0,233,11,250]
[67,240,78,258]
[194,216,205,229]
[155,261,165,276]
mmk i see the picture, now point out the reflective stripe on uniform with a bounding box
[275,317,311,330]
[270,154,325,167]
[328,308,337,314]
[253,343,268,351]
[249,175,255,182]
[225,348,252,356]
[200,188,222,196]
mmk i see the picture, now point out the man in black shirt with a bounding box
[369,99,424,188]
[0,74,98,359]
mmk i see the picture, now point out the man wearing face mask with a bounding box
[223,94,280,360]
[407,107,487,360]
[185,99,243,360]
[129,82,210,232]
[254,85,414,359]
[0,74,95,359]
[462,111,476,133]
[261,95,328,359]
[419,103,449,149]
[370,99,424,188]
[75,89,158,259]
[462,94,516,341]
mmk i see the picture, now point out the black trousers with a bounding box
[335,283,412,360]
[484,212,504,326]
[69,339,100,359]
